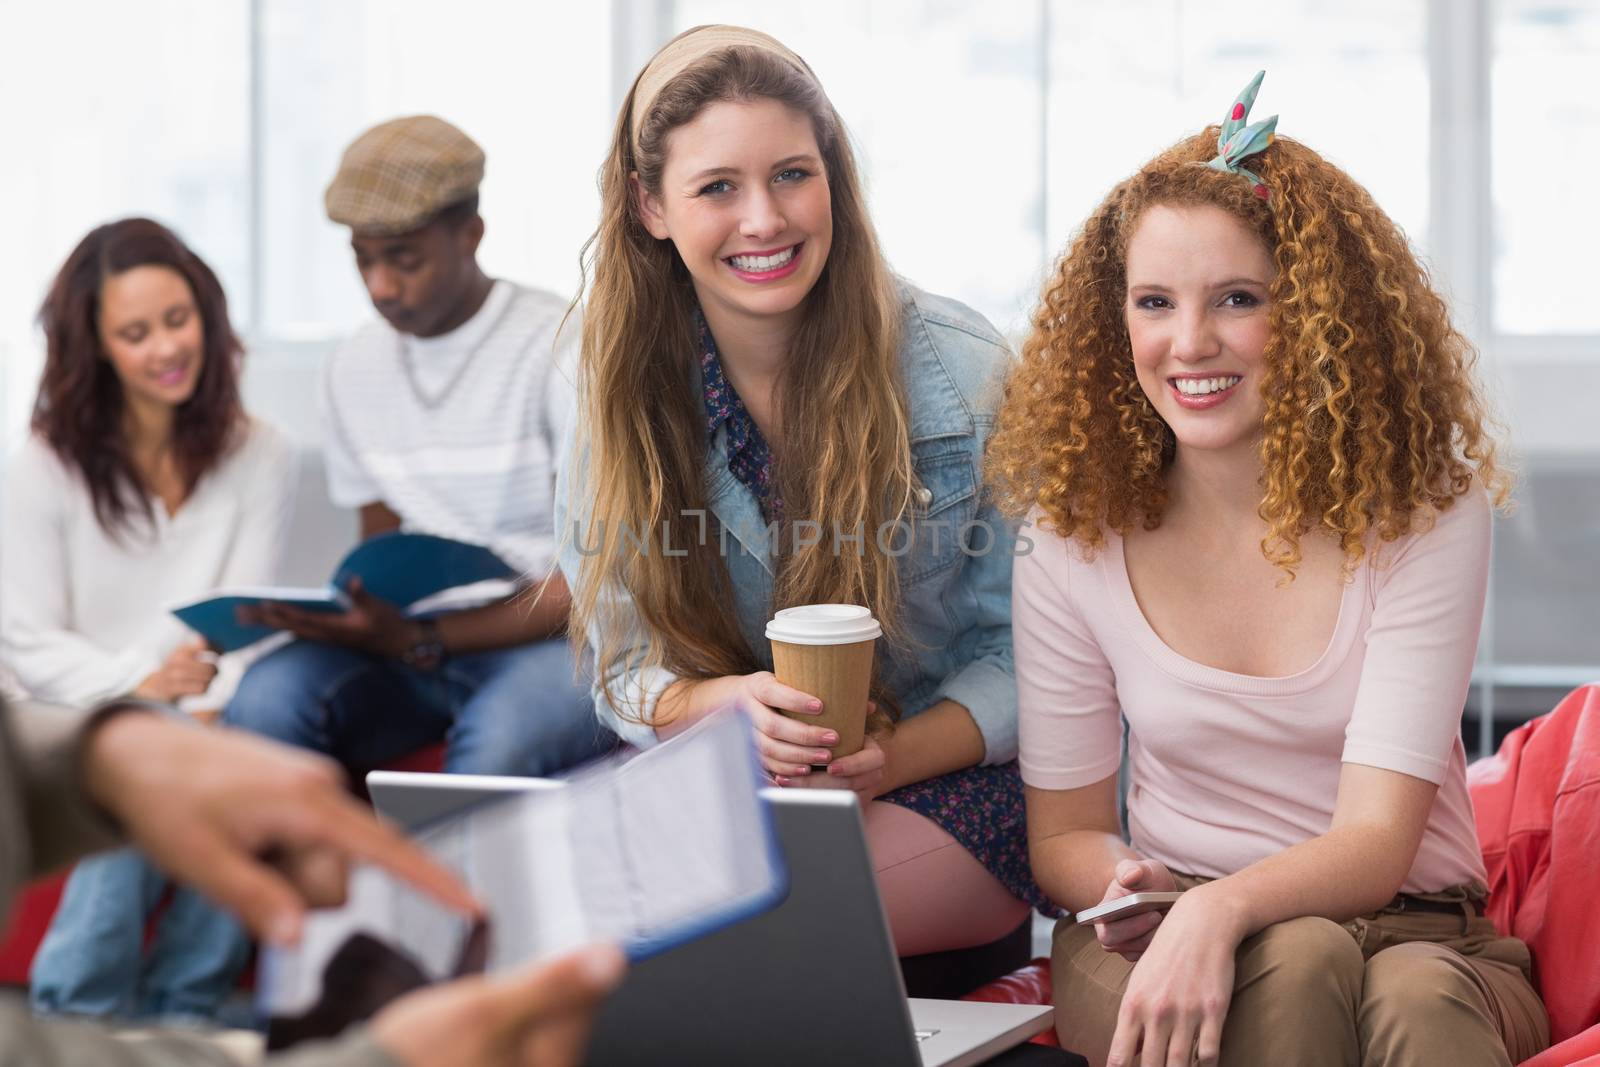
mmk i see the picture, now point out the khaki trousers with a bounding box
[1052,878,1549,1067]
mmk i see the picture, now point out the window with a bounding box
[1473,0,1600,737]
[677,1,1428,337]
[257,0,614,338]
[673,0,1046,335]
[0,0,249,438]
[1491,0,1600,335]
[1047,1,1429,256]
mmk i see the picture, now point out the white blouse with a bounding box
[1,418,296,710]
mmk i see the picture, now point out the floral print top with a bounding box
[699,315,782,520]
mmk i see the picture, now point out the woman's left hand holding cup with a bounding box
[783,700,887,803]
[721,670,841,782]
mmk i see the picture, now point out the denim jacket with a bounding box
[556,285,1020,763]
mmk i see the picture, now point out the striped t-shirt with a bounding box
[322,280,577,575]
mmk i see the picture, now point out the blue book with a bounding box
[170,532,516,652]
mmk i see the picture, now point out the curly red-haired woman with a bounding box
[988,78,1543,1066]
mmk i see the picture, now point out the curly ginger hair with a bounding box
[987,129,1509,576]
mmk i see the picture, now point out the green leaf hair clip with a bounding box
[1208,70,1277,201]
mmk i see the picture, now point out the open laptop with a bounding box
[368,770,1054,1067]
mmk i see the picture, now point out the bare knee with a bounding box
[865,802,1028,955]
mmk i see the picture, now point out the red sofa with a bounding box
[1469,684,1600,1066]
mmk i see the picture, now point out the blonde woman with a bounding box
[556,25,1049,962]
[988,76,1544,1064]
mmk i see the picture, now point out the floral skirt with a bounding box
[879,759,1061,915]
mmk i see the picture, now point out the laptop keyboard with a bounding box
[914,1029,940,1043]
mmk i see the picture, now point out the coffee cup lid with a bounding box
[765,604,882,646]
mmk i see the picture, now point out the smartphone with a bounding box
[1073,891,1185,925]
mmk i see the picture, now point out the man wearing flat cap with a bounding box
[226,115,614,784]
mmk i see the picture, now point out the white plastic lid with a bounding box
[765,603,882,646]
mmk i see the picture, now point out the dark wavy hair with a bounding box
[33,217,245,536]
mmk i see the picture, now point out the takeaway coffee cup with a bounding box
[765,604,881,761]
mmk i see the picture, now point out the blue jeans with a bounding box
[223,637,615,776]
[29,849,249,1021]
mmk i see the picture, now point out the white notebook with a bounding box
[259,711,785,1030]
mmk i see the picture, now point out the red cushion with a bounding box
[964,957,1058,1046]
[1517,1023,1600,1067]
[379,743,447,775]
[1471,685,1600,1046]
[0,873,68,986]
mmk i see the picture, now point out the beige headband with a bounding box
[629,25,814,152]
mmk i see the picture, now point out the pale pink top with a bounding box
[1015,490,1490,894]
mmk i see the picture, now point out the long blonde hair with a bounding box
[987,130,1509,576]
[571,28,913,724]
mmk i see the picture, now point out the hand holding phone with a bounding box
[1085,858,1180,961]
[1074,891,1184,925]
